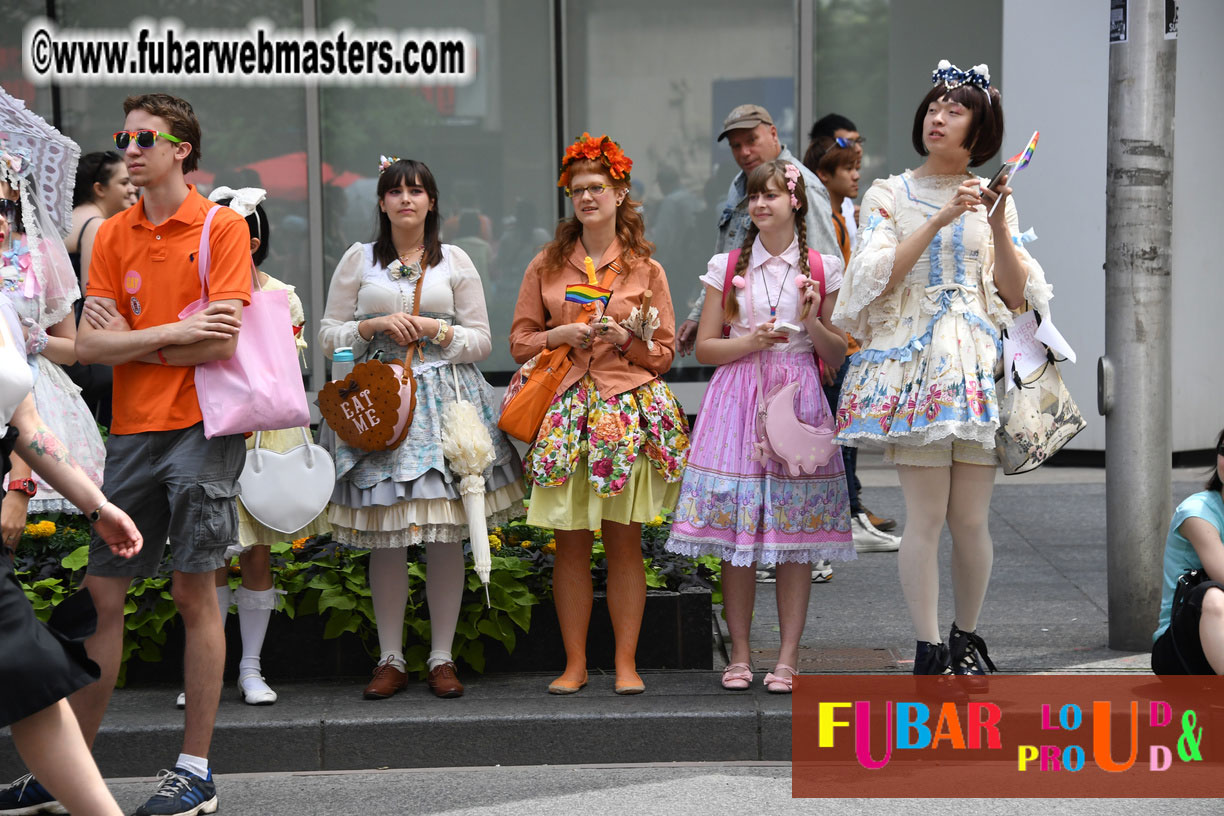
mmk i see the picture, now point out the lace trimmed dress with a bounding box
[831,172,1051,457]
[1,239,105,512]
[665,237,853,567]
[319,242,524,549]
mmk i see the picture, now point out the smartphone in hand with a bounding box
[773,321,802,334]
[986,163,1011,192]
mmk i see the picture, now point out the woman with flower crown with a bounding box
[831,61,1052,686]
[509,133,688,695]
[319,157,523,701]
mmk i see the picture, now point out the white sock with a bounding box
[379,651,406,670]
[424,541,465,665]
[234,587,276,677]
[369,548,409,664]
[175,752,209,779]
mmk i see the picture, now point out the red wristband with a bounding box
[618,335,633,353]
[156,348,169,365]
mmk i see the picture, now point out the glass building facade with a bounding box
[1,0,1002,396]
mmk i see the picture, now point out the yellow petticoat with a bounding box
[526,455,679,532]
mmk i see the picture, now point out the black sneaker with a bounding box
[0,773,64,815]
[133,768,217,816]
[949,622,996,694]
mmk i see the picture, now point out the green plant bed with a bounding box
[15,513,720,684]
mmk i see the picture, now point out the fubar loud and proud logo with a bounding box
[792,676,1221,798]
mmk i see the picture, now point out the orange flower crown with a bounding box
[557,132,633,188]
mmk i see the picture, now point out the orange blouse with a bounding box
[509,238,676,400]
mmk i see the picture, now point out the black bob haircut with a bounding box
[911,82,1004,168]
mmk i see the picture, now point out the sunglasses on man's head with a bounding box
[112,130,183,150]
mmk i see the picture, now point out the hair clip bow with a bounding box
[378,155,401,174]
[208,186,267,218]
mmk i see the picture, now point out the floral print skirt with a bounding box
[665,352,853,567]
[524,374,689,531]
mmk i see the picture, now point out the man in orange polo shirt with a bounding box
[70,94,249,816]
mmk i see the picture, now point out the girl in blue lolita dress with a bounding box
[319,158,523,700]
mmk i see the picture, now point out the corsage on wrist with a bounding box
[432,320,450,345]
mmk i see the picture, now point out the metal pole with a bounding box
[1101,0,1176,651]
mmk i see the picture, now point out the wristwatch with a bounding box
[7,479,36,498]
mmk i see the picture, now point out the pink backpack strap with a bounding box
[720,249,741,338]
[196,204,223,300]
[807,248,825,301]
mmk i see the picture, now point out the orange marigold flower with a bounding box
[558,132,633,187]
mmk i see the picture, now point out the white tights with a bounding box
[368,544,466,668]
[896,463,996,643]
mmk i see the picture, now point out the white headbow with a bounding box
[209,186,267,218]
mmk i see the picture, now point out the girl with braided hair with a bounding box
[666,159,851,693]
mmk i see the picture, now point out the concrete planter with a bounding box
[122,587,713,684]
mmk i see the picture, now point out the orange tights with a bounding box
[551,520,646,690]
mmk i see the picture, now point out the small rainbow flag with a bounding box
[1006,130,1039,173]
[565,283,612,306]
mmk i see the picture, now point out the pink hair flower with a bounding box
[731,275,746,290]
[794,274,810,288]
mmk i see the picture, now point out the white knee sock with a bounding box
[896,466,952,644]
[234,587,277,676]
[369,547,409,668]
[424,541,465,669]
[946,463,997,632]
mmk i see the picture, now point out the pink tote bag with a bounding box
[180,205,310,438]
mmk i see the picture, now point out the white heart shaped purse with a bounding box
[238,428,336,534]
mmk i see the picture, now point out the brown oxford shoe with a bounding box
[363,659,408,700]
[427,661,464,698]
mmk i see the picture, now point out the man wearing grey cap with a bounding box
[676,103,839,356]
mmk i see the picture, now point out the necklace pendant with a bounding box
[770,307,776,317]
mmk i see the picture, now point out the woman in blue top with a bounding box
[1151,429,1224,675]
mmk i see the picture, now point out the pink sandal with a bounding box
[764,663,797,694]
[721,662,753,690]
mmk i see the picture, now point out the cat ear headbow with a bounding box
[931,59,991,97]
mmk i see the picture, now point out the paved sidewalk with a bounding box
[0,458,1205,778]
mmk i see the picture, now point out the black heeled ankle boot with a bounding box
[949,622,997,694]
[912,640,967,703]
